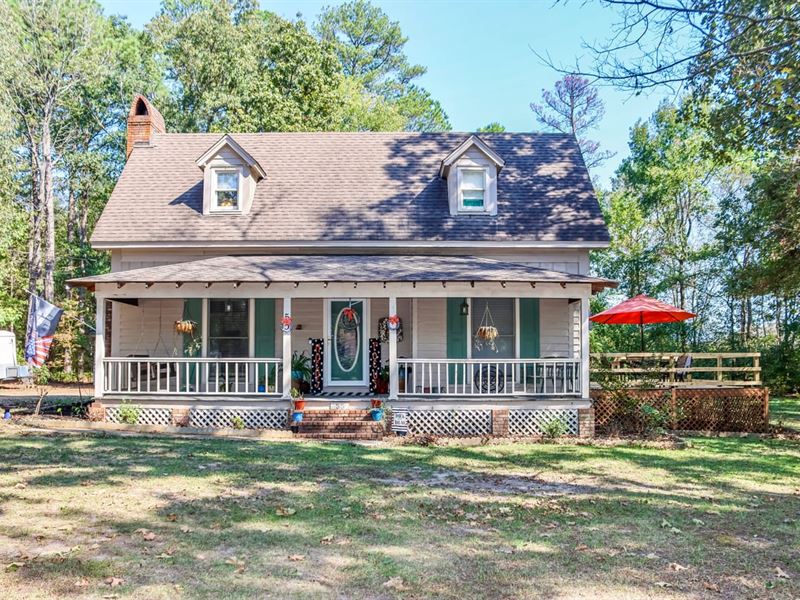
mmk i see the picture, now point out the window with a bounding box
[213,169,240,211]
[208,299,249,357]
[471,298,515,358]
[460,168,486,211]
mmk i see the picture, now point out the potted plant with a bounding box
[291,351,312,393]
[370,399,384,422]
[290,386,306,414]
[257,376,266,393]
[375,363,390,395]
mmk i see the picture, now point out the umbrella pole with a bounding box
[639,313,645,352]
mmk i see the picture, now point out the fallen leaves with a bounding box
[703,581,721,593]
[276,507,296,517]
[105,577,124,587]
[320,535,334,545]
[668,562,689,572]
[4,562,25,572]
[383,577,409,591]
[224,556,246,574]
[774,566,790,579]
[288,554,305,562]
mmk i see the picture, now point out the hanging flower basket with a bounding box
[281,314,293,333]
[174,320,196,335]
[474,303,500,352]
[387,314,401,331]
[476,326,499,341]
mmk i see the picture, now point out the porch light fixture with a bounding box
[175,282,183,288]
[264,282,270,289]
[560,282,567,289]
[232,282,241,289]
[442,281,446,288]
[293,282,300,288]
[500,281,507,288]
[116,283,125,289]
[144,282,154,289]
[460,300,469,316]
[530,282,536,288]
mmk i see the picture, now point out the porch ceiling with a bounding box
[67,254,617,292]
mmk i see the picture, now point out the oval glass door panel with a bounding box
[329,300,365,383]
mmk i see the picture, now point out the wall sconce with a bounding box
[460,300,469,316]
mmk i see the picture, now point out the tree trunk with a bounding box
[42,117,56,303]
[27,144,42,294]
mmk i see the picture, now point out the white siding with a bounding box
[287,298,324,358]
[114,299,183,357]
[415,298,447,358]
[370,298,413,359]
[539,299,571,358]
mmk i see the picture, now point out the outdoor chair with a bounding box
[676,354,692,382]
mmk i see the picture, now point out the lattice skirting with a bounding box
[105,407,172,426]
[189,408,288,430]
[508,409,579,436]
[407,409,492,436]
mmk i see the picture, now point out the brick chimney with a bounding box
[126,94,166,158]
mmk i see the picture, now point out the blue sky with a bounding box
[100,0,671,186]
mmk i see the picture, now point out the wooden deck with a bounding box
[591,352,761,387]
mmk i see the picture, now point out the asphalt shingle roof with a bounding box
[91,132,609,246]
[68,254,616,290]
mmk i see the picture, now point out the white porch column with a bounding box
[388,295,399,400]
[580,295,590,398]
[94,295,106,399]
[282,296,292,399]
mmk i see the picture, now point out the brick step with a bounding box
[298,419,380,427]
[296,432,383,440]
[301,416,373,423]
[301,410,372,416]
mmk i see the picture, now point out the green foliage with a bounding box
[541,418,567,439]
[316,0,450,131]
[477,122,506,133]
[118,401,140,425]
[230,415,245,430]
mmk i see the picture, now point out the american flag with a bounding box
[25,294,63,368]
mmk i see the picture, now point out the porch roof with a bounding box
[67,254,617,292]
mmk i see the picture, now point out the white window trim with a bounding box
[211,167,242,213]
[457,167,488,213]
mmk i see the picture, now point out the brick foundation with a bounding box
[577,407,595,438]
[172,408,190,427]
[492,408,509,436]
[87,401,106,422]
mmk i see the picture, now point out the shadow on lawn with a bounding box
[1,432,799,598]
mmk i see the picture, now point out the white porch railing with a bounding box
[103,358,283,396]
[398,358,582,397]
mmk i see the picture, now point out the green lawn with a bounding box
[0,426,797,599]
[771,396,800,431]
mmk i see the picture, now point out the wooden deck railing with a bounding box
[398,358,582,397]
[103,357,283,396]
[590,352,761,387]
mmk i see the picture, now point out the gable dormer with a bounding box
[440,135,504,217]
[195,135,266,215]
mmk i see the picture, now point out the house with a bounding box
[69,94,615,438]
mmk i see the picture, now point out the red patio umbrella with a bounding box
[590,294,696,351]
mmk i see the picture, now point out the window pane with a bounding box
[216,190,239,209]
[217,171,238,190]
[462,170,485,189]
[462,190,484,208]
[472,298,515,359]
[209,299,249,358]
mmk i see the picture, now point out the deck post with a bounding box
[580,295,590,398]
[388,295,399,400]
[94,294,106,399]
[282,296,292,399]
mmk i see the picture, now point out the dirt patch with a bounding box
[375,468,593,496]
[390,433,686,449]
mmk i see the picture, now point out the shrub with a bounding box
[231,415,245,430]
[640,404,670,435]
[541,417,568,439]
[118,401,140,425]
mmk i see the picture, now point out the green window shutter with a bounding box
[447,298,468,384]
[519,298,540,358]
[254,298,276,358]
[182,299,202,357]
[254,299,276,388]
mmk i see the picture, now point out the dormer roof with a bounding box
[195,134,266,180]
[439,134,505,178]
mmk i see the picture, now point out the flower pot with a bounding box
[370,408,384,421]
[293,399,306,411]
[292,411,304,423]
[371,399,383,409]
[376,380,389,394]
[257,384,266,393]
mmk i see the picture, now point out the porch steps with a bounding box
[294,409,383,440]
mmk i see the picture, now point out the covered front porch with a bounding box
[70,255,614,412]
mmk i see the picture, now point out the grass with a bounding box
[0,426,797,599]
[771,396,800,431]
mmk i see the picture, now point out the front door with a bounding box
[326,299,367,386]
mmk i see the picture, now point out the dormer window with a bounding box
[459,168,487,212]
[213,169,240,211]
